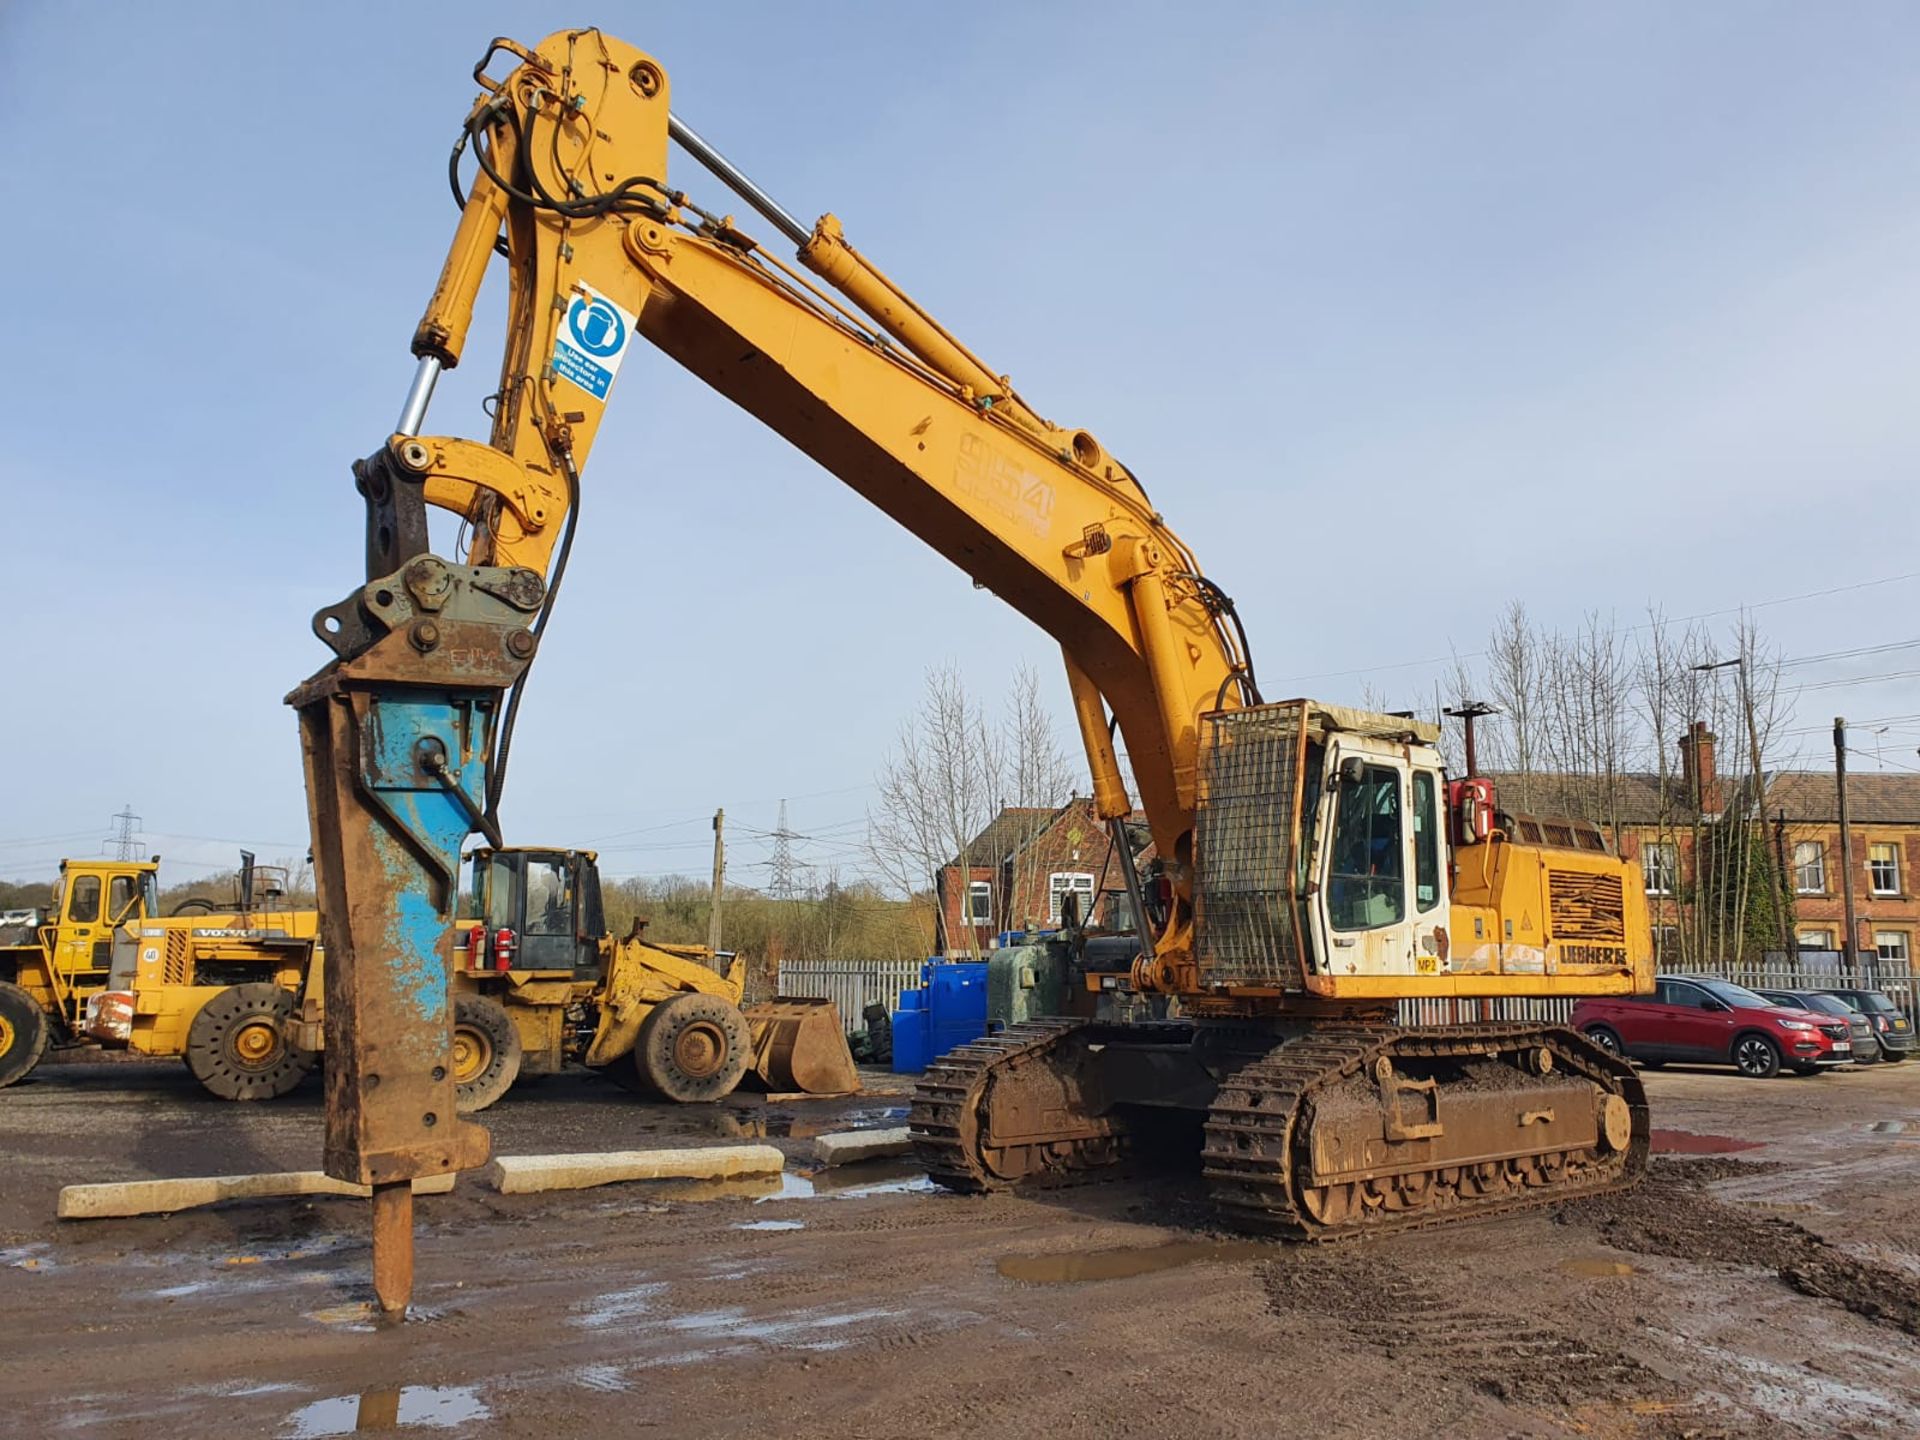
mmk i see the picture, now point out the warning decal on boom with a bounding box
[552,283,636,400]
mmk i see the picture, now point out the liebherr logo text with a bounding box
[1560,943,1627,966]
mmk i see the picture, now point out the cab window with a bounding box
[108,875,142,922]
[483,854,518,931]
[525,859,574,937]
[1412,772,1440,912]
[1328,763,1406,931]
[67,875,101,924]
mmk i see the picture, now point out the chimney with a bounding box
[1680,721,1720,814]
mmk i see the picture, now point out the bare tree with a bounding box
[998,666,1081,930]
[1484,601,1545,808]
[867,663,1078,954]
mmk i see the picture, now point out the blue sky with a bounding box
[2,3,1917,891]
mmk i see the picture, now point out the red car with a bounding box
[1572,975,1852,1078]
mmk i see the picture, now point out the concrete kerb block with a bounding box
[811,1127,912,1167]
[486,1143,786,1195]
[58,1170,458,1221]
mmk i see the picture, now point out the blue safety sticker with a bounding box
[552,283,636,400]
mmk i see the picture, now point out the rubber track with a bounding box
[1202,1024,1648,1241]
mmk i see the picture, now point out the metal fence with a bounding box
[776,958,925,1033]
[1684,954,1919,1027]
[773,954,1920,1035]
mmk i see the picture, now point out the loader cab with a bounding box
[41,859,159,1024]
[464,847,605,979]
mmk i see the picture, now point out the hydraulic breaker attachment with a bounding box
[288,440,547,1314]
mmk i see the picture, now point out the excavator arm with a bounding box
[290,29,1253,1309]
[293,30,1645,1307]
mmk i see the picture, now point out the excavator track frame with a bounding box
[912,1019,1648,1238]
[1203,1024,1647,1240]
[911,1019,1131,1192]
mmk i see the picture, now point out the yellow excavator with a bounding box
[288,30,1652,1308]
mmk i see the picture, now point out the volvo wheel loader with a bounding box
[288,28,1652,1307]
[0,853,319,1097]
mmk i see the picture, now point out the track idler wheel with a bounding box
[185,982,315,1101]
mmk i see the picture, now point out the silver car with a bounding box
[1761,990,1879,1064]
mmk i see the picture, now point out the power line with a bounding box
[1272,569,1920,687]
[1794,668,1920,694]
[1777,637,1920,671]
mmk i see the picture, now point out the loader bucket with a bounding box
[745,998,861,1095]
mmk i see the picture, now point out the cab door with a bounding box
[1313,747,1420,975]
[517,852,581,972]
[1662,979,1736,1060]
[51,868,106,1022]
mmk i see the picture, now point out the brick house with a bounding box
[1766,770,1920,969]
[1491,722,1920,968]
[934,798,1151,956]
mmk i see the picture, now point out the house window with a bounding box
[1876,931,1910,965]
[1869,843,1901,896]
[1641,842,1678,897]
[966,881,992,926]
[1793,841,1826,895]
[1047,872,1094,926]
[1797,929,1835,952]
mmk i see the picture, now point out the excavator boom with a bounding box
[293,30,1649,1310]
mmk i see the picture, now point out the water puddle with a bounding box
[633,1162,935,1207]
[571,1364,628,1394]
[2,1244,55,1272]
[997,1238,1270,1285]
[574,1281,668,1329]
[305,1301,445,1331]
[659,1303,905,1348]
[1558,1257,1635,1278]
[733,1219,805,1232]
[1650,1129,1763,1155]
[1868,1120,1908,1134]
[282,1384,486,1436]
[711,1103,911,1140]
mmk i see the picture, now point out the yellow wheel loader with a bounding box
[275,845,859,1110]
[0,853,318,1097]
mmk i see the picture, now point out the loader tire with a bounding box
[452,994,522,1114]
[633,993,751,1103]
[186,983,314,1101]
[0,982,50,1089]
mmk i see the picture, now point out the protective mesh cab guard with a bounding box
[1194,701,1312,988]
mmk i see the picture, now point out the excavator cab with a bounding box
[465,847,605,978]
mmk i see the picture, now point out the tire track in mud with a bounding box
[1258,1250,1736,1437]
[1559,1158,1920,1338]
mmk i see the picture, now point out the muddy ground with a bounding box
[2,1057,1917,1439]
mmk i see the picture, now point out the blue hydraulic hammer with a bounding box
[287,434,545,1313]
